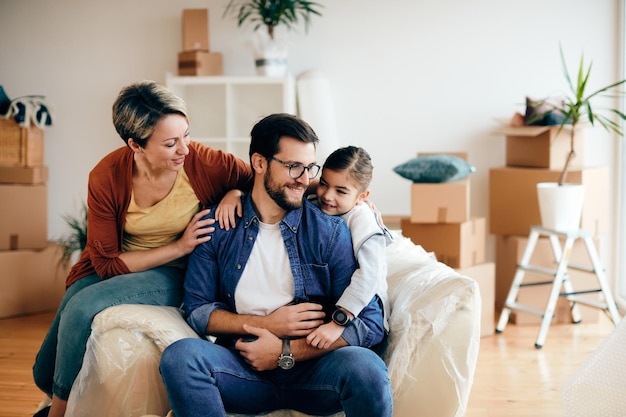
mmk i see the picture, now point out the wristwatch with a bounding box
[331,308,351,326]
[277,338,295,370]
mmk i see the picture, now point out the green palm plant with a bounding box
[540,46,626,185]
[58,202,88,265]
[224,0,323,40]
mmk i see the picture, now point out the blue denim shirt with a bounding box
[183,194,385,348]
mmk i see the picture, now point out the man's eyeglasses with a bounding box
[269,157,321,179]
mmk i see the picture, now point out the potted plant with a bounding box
[530,46,626,231]
[223,0,323,76]
[57,202,88,266]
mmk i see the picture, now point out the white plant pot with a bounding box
[252,31,288,77]
[536,182,585,232]
[255,56,288,77]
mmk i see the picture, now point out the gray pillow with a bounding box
[393,154,476,183]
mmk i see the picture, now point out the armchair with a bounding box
[65,232,481,417]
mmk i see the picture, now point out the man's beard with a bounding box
[264,167,304,211]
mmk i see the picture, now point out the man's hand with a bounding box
[264,303,325,338]
[235,324,282,371]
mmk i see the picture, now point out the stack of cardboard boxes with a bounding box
[398,153,495,337]
[177,9,223,76]
[0,117,68,318]
[490,125,608,324]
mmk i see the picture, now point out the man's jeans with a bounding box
[160,338,393,417]
[32,266,184,400]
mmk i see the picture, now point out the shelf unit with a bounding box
[165,74,296,160]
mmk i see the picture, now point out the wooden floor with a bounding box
[0,310,618,417]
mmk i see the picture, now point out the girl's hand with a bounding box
[307,322,344,349]
[178,208,214,255]
[214,189,243,231]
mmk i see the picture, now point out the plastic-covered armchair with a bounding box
[65,232,481,417]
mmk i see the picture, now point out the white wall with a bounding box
[0,0,621,262]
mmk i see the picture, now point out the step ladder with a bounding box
[495,225,621,348]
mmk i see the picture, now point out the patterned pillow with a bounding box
[393,154,475,183]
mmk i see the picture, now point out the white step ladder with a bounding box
[495,225,621,348]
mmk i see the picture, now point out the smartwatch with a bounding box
[332,308,351,326]
[277,338,295,370]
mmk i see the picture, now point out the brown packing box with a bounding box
[489,166,608,236]
[178,51,223,76]
[0,117,44,167]
[0,165,48,184]
[495,234,600,325]
[494,125,584,169]
[0,243,68,318]
[456,262,495,337]
[410,179,470,223]
[401,217,486,269]
[0,184,48,250]
[182,8,210,52]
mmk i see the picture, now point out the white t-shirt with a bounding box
[235,221,294,316]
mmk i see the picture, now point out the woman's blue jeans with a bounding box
[159,338,393,417]
[32,266,184,400]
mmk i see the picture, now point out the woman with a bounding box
[32,80,253,417]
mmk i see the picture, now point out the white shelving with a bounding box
[165,74,296,160]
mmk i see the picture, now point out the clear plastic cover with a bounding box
[561,318,626,417]
[65,231,480,417]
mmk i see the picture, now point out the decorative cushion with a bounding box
[392,154,475,183]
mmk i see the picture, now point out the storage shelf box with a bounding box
[177,51,223,76]
[0,243,68,319]
[0,184,48,250]
[0,165,48,184]
[489,166,608,236]
[409,179,470,224]
[401,217,485,269]
[182,8,210,52]
[493,125,584,169]
[0,117,44,167]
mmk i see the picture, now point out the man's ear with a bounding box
[250,153,267,174]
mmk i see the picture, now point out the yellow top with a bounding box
[123,169,200,269]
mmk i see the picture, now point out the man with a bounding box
[159,113,392,417]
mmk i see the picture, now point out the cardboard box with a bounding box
[410,179,470,223]
[489,166,608,236]
[0,243,68,318]
[0,184,47,250]
[456,262,495,337]
[0,117,44,167]
[401,217,486,268]
[0,165,48,184]
[494,125,584,169]
[178,51,223,76]
[495,234,601,325]
[182,8,209,52]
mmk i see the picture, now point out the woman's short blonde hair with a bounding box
[112,80,188,148]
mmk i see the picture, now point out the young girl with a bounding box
[306,146,391,349]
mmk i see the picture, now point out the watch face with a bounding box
[332,309,349,326]
[278,355,295,370]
